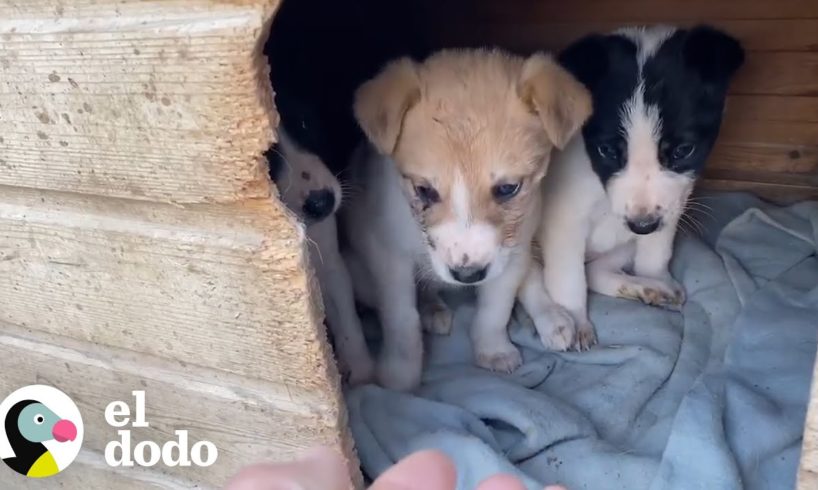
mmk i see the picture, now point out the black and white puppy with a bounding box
[268,127,374,384]
[538,25,744,349]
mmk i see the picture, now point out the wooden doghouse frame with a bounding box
[0,1,357,488]
[0,1,814,488]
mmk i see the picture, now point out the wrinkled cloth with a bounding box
[347,193,818,490]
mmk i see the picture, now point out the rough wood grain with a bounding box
[0,0,280,203]
[798,353,818,489]
[0,185,335,390]
[0,3,362,489]
[0,321,360,489]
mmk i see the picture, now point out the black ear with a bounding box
[557,34,610,90]
[683,26,745,84]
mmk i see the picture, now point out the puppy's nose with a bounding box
[627,215,662,235]
[302,188,336,221]
[449,265,488,284]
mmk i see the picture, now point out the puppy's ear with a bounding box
[519,53,592,150]
[683,26,745,85]
[353,58,420,155]
[274,124,298,157]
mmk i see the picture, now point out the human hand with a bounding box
[225,446,568,490]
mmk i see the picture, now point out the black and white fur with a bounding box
[268,127,374,384]
[539,25,744,348]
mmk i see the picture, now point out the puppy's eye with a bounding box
[671,143,696,161]
[414,184,440,206]
[596,143,620,161]
[492,182,522,203]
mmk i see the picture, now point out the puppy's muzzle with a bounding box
[626,214,662,235]
[449,265,488,285]
[302,188,336,221]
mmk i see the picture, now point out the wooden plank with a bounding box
[798,353,818,489]
[726,96,818,124]
[720,111,818,146]
[0,322,361,489]
[698,178,818,204]
[0,185,336,390]
[430,19,818,53]
[712,92,818,175]
[711,118,818,174]
[713,97,818,175]
[732,53,818,96]
[431,0,818,24]
[704,167,818,187]
[0,0,280,203]
[709,143,818,176]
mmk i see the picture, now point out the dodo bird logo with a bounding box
[0,385,83,478]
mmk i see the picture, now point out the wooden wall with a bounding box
[0,1,357,488]
[419,0,818,203]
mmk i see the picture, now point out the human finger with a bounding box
[475,473,528,490]
[369,450,457,490]
[223,446,350,490]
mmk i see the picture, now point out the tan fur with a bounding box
[519,53,593,150]
[353,58,420,155]
[354,49,591,250]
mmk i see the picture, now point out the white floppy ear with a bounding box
[519,53,593,149]
[275,125,299,156]
[353,57,420,155]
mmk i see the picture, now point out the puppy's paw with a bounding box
[376,352,422,392]
[474,341,522,373]
[660,276,686,310]
[575,322,597,351]
[617,276,685,310]
[533,305,576,351]
[419,299,453,335]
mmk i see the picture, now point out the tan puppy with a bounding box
[342,49,591,391]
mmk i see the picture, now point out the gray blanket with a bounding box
[346,193,818,490]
